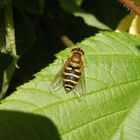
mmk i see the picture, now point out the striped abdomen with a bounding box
[63,66,81,92]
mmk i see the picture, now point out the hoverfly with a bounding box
[50,48,85,97]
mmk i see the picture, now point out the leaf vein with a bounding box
[61,107,130,136]
[33,79,140,113]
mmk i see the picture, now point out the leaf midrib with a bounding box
[31,78,140,112]
[2,78,140,114]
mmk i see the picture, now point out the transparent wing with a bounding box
[50,58,70,92]
[75,67,86,97]
[50,67,63,92]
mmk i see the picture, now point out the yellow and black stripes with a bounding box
[63,66,81,92]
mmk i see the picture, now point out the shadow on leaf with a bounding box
[0,110,61,140]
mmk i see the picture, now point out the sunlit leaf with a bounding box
[0,32,140,139]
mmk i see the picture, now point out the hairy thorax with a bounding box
[69,53,82,68]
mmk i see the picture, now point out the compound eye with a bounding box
[71,48,84,55]
[78,48,84,55]
[71,48,77,52]
[81,50,84,55]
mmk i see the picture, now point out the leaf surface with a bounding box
[0,32,140,140]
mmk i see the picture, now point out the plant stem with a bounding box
[46,15,75,48]
[119,0,140,16]
[5,0,17,57]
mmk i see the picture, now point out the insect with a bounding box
[50,48,85,97]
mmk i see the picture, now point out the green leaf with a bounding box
[59,0,111,30]
[0,4,17,98]
[0,32,140,139]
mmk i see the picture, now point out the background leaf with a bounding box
[0,32,140,139]
[0,4,17,98]
[59,0,111,30]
